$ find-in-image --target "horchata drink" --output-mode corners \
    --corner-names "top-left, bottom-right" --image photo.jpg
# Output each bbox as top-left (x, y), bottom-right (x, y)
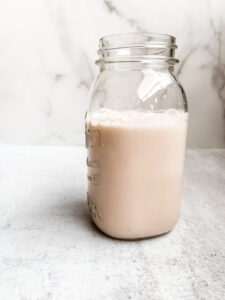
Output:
top-left (86, 109), bottom-right (188, 239)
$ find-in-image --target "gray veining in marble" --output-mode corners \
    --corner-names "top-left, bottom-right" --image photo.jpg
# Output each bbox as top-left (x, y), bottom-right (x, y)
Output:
top-left (0, 0), bottom-right (224, 147)
top-left (0, 146), bottom-right (224, 300)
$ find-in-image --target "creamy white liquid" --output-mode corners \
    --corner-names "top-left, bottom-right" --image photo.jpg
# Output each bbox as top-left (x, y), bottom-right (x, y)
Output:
top-left (86, 109), bottom-right (188, 239)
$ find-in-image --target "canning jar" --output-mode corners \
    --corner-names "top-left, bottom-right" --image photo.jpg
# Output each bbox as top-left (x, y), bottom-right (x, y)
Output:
top-left (85, 33), bottom-right (188, 239)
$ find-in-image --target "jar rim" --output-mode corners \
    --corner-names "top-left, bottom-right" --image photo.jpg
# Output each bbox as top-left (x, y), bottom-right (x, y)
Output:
top-left (99, 32), bottom-right (177, 50)
top-left (97, 32), bottom-right (178, 66)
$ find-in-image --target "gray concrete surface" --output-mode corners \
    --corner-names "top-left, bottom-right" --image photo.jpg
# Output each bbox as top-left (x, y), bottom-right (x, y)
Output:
top-left (0, 146), bottom-right (224, 299)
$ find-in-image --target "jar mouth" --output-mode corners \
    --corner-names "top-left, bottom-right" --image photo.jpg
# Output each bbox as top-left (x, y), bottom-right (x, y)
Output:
top-left (96, 32), bottom-right (179, 66)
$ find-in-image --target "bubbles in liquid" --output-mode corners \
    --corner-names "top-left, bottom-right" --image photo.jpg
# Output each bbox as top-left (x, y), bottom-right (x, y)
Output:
top-left (165, 108), bottom-right (180, 116)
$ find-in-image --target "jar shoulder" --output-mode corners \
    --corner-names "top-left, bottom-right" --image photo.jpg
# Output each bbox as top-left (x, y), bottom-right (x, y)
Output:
top-left (89, 69), bottom-right (187, 112)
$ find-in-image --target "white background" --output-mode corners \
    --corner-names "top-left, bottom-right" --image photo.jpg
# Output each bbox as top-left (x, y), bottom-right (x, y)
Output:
top-left (0, 0), bottom-right (224, 147)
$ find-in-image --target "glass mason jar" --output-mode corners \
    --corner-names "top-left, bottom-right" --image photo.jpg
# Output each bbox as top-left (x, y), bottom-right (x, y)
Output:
top-left (85, 33), bottom-right (188, 240)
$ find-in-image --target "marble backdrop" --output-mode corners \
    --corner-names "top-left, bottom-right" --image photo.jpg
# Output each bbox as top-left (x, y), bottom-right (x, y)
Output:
top-left (0, 0), bottom-right (224, 147)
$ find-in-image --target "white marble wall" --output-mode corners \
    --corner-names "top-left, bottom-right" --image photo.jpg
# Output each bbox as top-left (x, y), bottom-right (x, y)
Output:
top-left (0, 0), bottom-right (224, 147)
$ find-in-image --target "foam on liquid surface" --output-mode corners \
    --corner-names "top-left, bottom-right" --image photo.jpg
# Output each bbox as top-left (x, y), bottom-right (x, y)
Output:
top-left (87, 109), bottom-right (188, 128)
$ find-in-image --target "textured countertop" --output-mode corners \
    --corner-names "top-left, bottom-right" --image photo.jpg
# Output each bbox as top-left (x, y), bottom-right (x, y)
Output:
top-left (0, 146), bottom-right (224, 300)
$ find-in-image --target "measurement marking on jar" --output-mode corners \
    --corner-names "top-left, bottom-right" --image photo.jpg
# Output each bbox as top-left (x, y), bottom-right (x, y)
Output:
top-left (85, 127), bottom-right (101, 149)
top-left (87, 158), bottom-right (101, 185)
top-left (87, 174), bottom-right (101, 185)
top-left (87, 193), bottom-right (101, 220)
top-left (86, 158), bottom-right (100, 168)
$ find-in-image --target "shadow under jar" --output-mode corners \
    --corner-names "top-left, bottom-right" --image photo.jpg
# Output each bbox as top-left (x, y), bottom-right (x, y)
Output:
top-left (85, 33), bottom-right (188, 240)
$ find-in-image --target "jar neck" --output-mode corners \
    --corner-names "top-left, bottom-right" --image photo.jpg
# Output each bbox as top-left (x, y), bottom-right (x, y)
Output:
top-left (96, 33), bottom-right (179, 71)
top-left (99, 61), bottom-right (176, 72)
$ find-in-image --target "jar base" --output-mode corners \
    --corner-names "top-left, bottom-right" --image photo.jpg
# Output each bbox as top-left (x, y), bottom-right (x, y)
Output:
top-left (91, 218), bottom-right (177, 241)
